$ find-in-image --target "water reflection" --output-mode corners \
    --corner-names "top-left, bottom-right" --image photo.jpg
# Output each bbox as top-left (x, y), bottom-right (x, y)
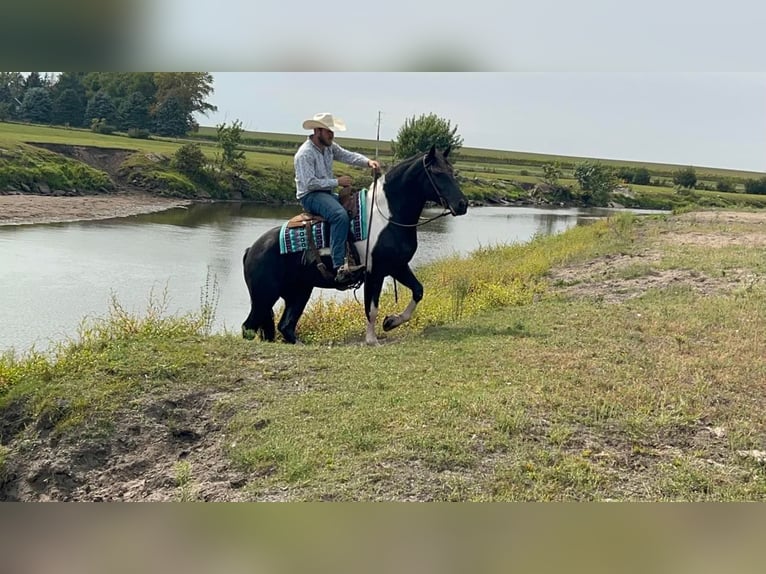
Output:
top-left (0, 203), bottom-right (655, 354)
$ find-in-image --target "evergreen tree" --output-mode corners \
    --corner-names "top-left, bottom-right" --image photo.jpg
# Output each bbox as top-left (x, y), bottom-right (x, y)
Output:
top-left (0, 72), bottom-right (24, 120)
top-left (117, 91), bottom-right (151, 131)
top-left (85, 91), bottom-right (117, 126)
top-left (20, 87), bottom-right (53, 124)
top-left (52, 88), bottom-right (86, 127)
top-left (153, 96), bottom-right (189, 136)
top-left (23, 72), bottom-right (44, 90)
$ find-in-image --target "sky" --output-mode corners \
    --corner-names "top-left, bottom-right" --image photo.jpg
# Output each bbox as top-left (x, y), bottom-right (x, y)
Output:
top-left (199, 73), bottom-right (766, 174)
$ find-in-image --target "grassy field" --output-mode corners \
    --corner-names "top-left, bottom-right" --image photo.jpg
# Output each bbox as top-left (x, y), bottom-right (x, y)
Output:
top-left (3, 120), bottom-right (766, 210)
top-left (2, 211), bottom-right (766, 501)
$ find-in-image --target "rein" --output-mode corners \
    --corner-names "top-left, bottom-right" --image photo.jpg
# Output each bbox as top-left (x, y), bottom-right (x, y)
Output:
top-left (363, 154), bottom-right (451, 304)
top-left (372, 154), bottom-right (452, 229)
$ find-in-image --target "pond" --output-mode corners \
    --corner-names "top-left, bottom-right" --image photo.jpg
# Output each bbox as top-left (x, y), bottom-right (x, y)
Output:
top-left (0, 202), bottom-right (654, 354)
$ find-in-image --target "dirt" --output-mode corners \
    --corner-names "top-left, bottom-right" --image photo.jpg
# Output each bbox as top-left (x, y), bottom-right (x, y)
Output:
top-left (0, 192), bottom-right (192, 226)
top-left (0, 144), bottom-right (192, 226)
top-left (2, 203), bottom-right (766, 500)
top-left (549, 210), bottom-right (766, 303)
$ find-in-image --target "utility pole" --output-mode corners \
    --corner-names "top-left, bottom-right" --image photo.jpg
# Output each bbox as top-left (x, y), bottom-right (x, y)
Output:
top-left (375, 110), bottom-right (381, 161)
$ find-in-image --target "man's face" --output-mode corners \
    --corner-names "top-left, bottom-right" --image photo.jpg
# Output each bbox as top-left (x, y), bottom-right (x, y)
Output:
top-left (316, 128), bottom-right (334, 146)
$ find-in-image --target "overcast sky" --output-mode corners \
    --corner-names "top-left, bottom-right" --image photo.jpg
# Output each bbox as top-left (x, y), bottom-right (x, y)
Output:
top-left (198, 73), bottom-right (766, 174)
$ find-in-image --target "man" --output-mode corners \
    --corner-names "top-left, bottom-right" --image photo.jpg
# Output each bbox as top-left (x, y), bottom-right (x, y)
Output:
top-left (294, 112), bottom-right (381, 284)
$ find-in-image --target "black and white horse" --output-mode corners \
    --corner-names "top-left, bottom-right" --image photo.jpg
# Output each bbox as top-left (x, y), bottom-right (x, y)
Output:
top-left (242, 145), bottom-right (469, 345)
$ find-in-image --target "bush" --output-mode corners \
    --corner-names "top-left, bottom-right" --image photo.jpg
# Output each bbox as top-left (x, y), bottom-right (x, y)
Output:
top-left (744, 177), bottom-right (766, 195)
top-left (632, 167), bottom-right (651, 185)
top-left (672, 166), bottom-right (697, 189)
top-left (127, 128), bottom-right (150, 139)
top-left (90, 118), bottom-right (116, 135)
top-left (173, 143), bottom-right (207, 178)
top-left (573, 161), bottom-right (616, 206)
top-left (391, 113), bottom-right (463, 160)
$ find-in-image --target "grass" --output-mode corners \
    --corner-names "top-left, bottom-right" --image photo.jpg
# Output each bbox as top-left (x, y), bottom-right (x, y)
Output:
top-left (3, 211), bottom-right (766, 500)
top-left (3, 120), bottom-right (765, 210)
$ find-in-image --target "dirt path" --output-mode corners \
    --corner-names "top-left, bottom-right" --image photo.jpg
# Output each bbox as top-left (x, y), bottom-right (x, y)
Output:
top-left (0, 192), bottom-right (192, 226)
top-left (548, 210), bottom-right (766, 302)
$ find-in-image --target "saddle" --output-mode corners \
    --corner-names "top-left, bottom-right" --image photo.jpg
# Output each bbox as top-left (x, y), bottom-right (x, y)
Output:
top-left (285, 186), bottom-right (360, 229)
top-left (282, 187), bottom-right (365, 284)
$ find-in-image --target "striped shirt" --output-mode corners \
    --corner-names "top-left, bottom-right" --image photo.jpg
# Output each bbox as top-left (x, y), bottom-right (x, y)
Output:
top-left (294, 137), bottom-right (370, 200)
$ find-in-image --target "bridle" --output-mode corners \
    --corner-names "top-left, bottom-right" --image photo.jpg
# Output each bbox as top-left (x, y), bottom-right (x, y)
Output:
top-left (371, 154), bottom-right (454, 229)
top-left (362, 152), bottom-right (457, 300)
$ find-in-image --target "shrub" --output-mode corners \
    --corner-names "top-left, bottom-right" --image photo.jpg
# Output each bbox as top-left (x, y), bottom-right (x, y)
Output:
top-left (672, 166), bottom-right (697, 189)
top-left (90, 118), bottom-right (116, 135)
top-left (127, 128), bottom-right (150, 139)
top-left (391, 113), bottom-right (463, 160)
top-left (573, 161), bottom-right (616, 206)
top-left (744, 177), bottom-right (766, 195)
top-left (173, 142), bottom-right (207, 178)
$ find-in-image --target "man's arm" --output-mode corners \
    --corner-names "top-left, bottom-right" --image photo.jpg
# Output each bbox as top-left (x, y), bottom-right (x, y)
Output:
top-left (331, 143), bottom-right (373, 169)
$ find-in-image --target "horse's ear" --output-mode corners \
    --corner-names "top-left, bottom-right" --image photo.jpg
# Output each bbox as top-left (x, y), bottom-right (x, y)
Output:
top-left (427, 145), bottom-right (436, 164)
top-left (444, 146), bottom-right (451, 159)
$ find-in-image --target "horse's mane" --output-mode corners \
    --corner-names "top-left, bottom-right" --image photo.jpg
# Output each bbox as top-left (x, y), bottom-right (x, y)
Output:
top-left (384, 152), bottom-right (422, 183)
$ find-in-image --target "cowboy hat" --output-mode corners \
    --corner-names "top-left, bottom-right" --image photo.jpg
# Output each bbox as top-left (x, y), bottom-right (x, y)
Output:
top-left (302, 112), bottom-right (347, 132)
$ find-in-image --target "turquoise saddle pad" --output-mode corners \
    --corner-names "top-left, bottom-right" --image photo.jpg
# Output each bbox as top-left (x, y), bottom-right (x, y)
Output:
top-left (279, 189), bottom-right (368, 255)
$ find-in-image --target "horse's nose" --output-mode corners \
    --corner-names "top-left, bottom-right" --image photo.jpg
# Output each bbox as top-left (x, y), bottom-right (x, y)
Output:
top-left (456, 199), bottom-right (468, 215)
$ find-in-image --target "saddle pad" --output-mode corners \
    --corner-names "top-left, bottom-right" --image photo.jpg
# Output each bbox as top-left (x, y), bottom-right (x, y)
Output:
top-left (279, 188), bottom-right (368, 255)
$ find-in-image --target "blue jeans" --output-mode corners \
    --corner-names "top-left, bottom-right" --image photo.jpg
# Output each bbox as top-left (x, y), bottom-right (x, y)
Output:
top-left (300, 191), bottom-right (349, 269)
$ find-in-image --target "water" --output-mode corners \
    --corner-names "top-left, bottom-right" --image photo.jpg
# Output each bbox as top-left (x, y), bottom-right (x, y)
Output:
top-left (0, 203), bottom-right (650, 354)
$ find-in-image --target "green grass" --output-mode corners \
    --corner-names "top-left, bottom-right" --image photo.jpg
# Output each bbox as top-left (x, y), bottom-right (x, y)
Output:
top-left (4, 211), bottom-right (766, 500)
top-left (3, 120), bottom-right (765, 210)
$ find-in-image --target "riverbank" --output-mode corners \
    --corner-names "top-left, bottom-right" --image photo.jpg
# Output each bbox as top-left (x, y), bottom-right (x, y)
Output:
top-left (0, 192), bottom-right (193, 226)
top-left (3, 209), bottom-right (766, 501)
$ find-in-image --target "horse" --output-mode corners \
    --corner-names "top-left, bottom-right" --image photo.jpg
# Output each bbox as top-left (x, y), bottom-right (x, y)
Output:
top-left (242, 145), bottom-right (469, 345)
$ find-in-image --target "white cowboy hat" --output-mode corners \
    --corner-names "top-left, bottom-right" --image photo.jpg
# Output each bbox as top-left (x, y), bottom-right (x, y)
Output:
top-left (302, 112), bottom-right (347, 132)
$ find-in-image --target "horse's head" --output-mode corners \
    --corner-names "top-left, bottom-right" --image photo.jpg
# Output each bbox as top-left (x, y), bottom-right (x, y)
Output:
top-left (423, 145), bottom-right (468, 216)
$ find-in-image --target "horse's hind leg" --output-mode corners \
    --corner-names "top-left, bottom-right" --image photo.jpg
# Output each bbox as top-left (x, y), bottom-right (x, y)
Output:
top-left (278, 285), bottom-right (313, 344)
top-left (382, 265), bottom-right (423, 332)
top-left (242, 306), bottom-right (276, 341)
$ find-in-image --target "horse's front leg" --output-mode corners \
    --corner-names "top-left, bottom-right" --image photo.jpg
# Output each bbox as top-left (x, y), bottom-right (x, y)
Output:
top-left (382, 265), bottom-right (423, 332)
top-left (364, 273), bottom-right (386, 345)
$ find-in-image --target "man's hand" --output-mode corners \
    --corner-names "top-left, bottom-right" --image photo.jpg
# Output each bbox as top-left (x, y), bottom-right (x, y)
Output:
top-left (368, 160), bottom-right (381, 173)
top-left (337, 175), bottom-right (353, 187)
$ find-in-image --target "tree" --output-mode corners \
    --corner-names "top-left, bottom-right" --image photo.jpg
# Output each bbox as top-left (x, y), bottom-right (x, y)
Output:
top-left (117, 91), bottom-right (151, 131)
top-left (153, 96), bottom-right (189, 136)
top-left (633, 167), bottom-right (651, 185)
top-left (23, 72), bottom-right (45, 90)
top-left (51, 72), bottom-right (87, 127)
top-left (541, 162), bottom-right (562, 186)
top-left (673, 166), bottom-right (697, 189)
top-left (574, 161), bottom-right (616, 205)
top-left (392, 113), bottom-right (463, 160)
top-left (20, 87), bottom-right (53, 124)
top-left (153, 73), bottom-right (216, 131)
top-left (744, 177), bottom-right (766, 195)
top-left (0, 72), bottom-right (24, 120)
top-left (216, 120), bottom-right (246, 170)
top-left (85, 91), bottom-right (118, 126)
top-left (52, 88), bottom-right (86, 127)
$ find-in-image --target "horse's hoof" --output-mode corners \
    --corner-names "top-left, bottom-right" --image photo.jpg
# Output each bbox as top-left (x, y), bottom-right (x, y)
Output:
top-left (382, 315), bottom-right (399, 331)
